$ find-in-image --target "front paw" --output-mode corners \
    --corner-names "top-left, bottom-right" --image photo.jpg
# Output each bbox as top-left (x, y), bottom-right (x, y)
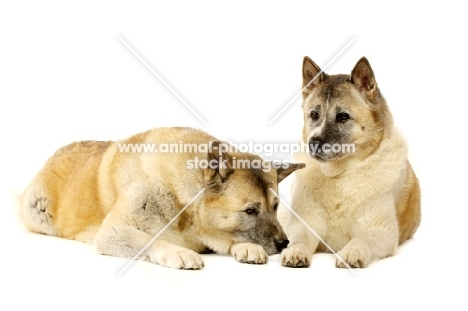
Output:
top-left (336, 241), bottom-right (371, 268)
top-left (280, 244), bottom-right (311, 268)
top-left (150, 247), bottom-right (204, 270)
top-left (231, 243), bottom-right (268, 264)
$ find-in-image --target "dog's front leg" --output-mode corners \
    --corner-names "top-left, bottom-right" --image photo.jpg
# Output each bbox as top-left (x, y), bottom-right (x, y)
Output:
top-left (280, 215), bottom-right (323, 268)
top-left (95, 209), bottom-right (204, 270)
top-left (336, 196), bottom-right (398, 268)
top-left (96, 225), bottom-right (204, 270)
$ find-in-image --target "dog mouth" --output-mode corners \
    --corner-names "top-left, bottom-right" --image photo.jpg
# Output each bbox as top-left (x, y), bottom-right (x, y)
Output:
top-left (312, 153), bottom-right (333, 161)
top-left (261, 240), bottom-right (288, 255)
top-left (308, 142), bottom-right (341, 161)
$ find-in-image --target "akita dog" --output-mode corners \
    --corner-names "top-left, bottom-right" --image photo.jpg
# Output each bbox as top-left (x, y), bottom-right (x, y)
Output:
top-left (21, 127), bottom-right (304, 269)
top-left (281, 57), bottom-right (421, 268)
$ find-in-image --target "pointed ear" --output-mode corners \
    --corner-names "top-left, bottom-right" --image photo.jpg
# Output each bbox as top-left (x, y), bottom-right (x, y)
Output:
top-left (277, 163), bottom-right (306, 184)
top-left (204, 141), bottom-right (234, 191)
top-left (303, 56), bottom-right (325, 99)
top-left (351, 57), bottom-right (378, 99)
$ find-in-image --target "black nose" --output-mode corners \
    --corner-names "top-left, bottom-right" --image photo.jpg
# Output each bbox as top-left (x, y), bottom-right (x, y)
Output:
top-left (274, 239), bottom-right (289, 252)
top-left (308, 139), bottom-right (324, 152)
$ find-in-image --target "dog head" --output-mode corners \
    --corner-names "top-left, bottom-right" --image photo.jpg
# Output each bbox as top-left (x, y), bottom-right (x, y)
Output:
top-left (301, 56), bottom-right (393, 162)
top-left (198, 142), bottom-right (305, 255)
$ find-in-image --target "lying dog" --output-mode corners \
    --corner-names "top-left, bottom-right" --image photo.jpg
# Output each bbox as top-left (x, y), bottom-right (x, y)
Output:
top-left (21, 127), bottom-right (304, 269)
top-left (281, 57), bottom-right (421, 268)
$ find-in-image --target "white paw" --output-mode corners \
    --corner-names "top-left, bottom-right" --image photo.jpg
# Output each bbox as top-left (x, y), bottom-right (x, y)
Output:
top-left (280, 244), bottom-right (311, 268)
top-left (231, 243), bottom-right (268, 264)
top-left (151, 247), bottom-right (204, 270)
top-left (336, 241), bottom-right (371, 268)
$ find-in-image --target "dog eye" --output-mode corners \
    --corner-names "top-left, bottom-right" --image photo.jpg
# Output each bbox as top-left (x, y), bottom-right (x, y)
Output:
top-left (272, 203), bottom-right (278, 212)
top-left (336, 112), bottom-right (350, 123)
top-left (309, 111), bottom-right (320, 121)
top-left (245, 207), bottom-right (258, 216)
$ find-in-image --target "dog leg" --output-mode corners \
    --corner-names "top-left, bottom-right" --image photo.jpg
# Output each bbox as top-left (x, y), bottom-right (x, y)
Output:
top-left (336, 228), bottom-right (397, 268)
top-left (95, 189), bottom-right (203, 269)
top-left (96, 224), bottom-right (204, 270)
top-left (336, 197), bottom-right (398, 268)
top-left (148, 240), bottom-right (204, 269)
top-left (230, 242), bottom-right (268, 264)
top-left (280, 234), bottom-right (318, 268)
top-left (280, 214), bottom-right (324, 268)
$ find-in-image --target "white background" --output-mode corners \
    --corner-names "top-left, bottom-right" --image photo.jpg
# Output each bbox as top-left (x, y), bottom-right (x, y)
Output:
top-left (1, 1), bottom-right (466, 310)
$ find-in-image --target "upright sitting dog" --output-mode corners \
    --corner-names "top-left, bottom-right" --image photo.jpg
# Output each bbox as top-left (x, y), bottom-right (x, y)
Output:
top-left (21, 127), bottom-right (304, 269)
top-left (281, 57), bottom-right (421, 268)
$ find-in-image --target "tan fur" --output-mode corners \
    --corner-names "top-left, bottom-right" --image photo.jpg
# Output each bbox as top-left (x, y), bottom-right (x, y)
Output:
top-left (281, 57), bottom-right (421, 268)
top-left (21, 127), bottom-right (304, 269)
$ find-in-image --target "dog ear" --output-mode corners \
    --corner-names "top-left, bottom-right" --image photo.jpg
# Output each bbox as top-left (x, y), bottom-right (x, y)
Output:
top-left (303, 56), bottom-right (324, 99)
top-left (351, 57), bottom-right (378, 99)
top-left (204, 141), bottom-right (234, 190)
top-left (277, 163), bottom-right (306, 183)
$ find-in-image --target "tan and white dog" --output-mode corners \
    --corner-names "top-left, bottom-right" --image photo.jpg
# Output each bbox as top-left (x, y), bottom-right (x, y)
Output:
top-left (280, 57), bottom-right (421, 268)
top-left (21, 127), bottom-right (305, 269)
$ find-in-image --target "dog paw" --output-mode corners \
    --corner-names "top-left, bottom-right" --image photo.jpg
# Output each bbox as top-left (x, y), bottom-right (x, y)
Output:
top-left (152, 248), bottom-right (204, 270)
top-left (280, 244), bottom-right (311, 268)
top-left (336, 241), bottom-right (371, 268)
top-left (231, 243), bottom-right (268, 264)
